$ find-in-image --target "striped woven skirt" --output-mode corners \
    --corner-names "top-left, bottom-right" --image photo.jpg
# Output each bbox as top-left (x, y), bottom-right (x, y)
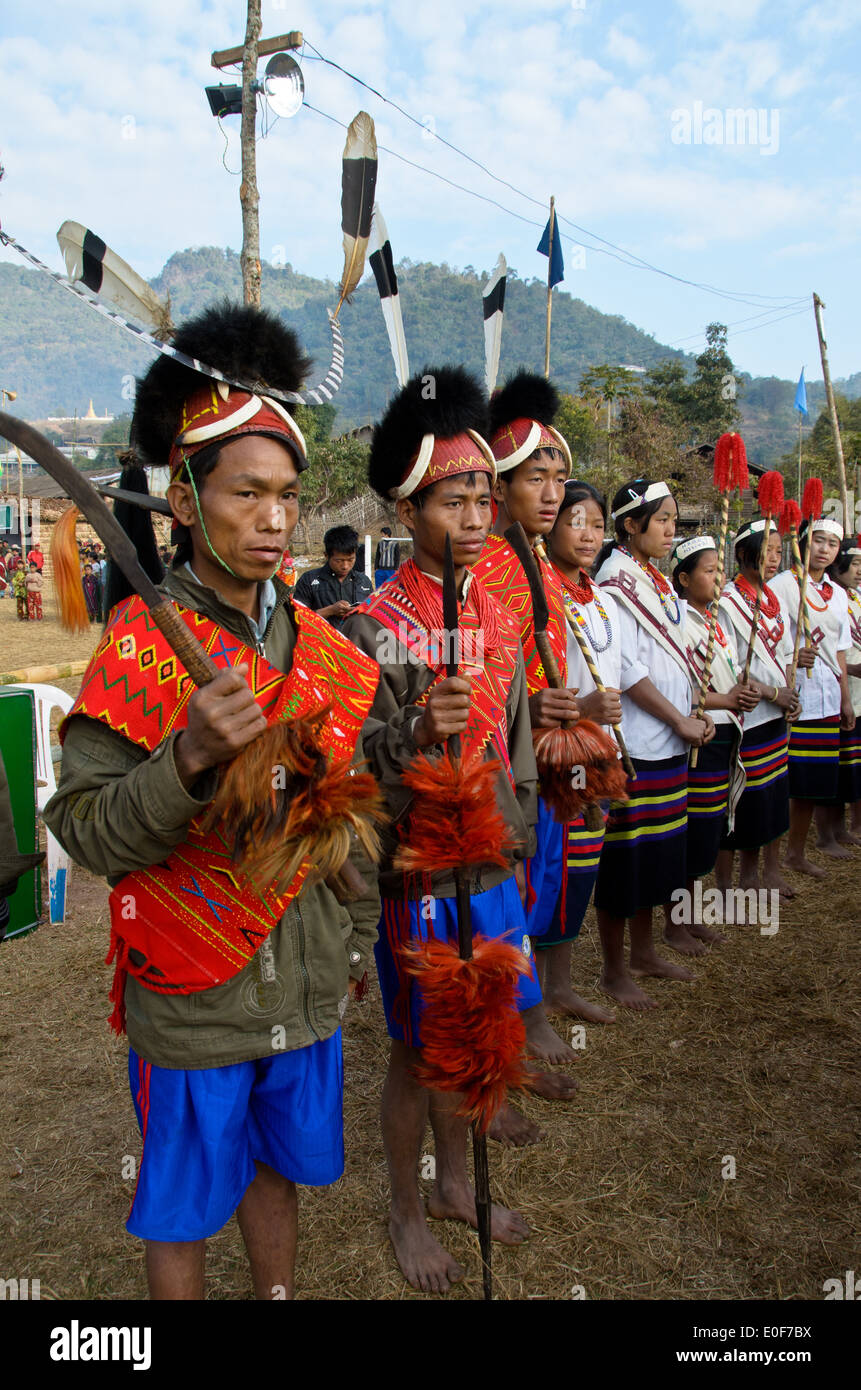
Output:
top-left (788, 714), bottom-right (841, 801)
top-left (838, 721), bottom-right (861, 803)
top-left (537, 813), bottom-right (606, 949)
top-left (687, 724), bottom-right (734, 881)
top-left (721, 716), bottom-right (789, 851)
top-left (594, 755), bottom-right (687, 919)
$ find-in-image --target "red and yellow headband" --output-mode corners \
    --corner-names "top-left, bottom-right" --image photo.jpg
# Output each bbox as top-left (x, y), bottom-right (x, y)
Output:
top-left (490, 416), bottom-right (572, 475)
top-left (168, 382), bottom-right (307, 482)
top-left (390, 428), bottom-right (496, 500)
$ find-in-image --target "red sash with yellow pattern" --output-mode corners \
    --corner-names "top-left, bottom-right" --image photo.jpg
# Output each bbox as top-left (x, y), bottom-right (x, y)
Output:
top-left (360, 563), bottom-right (521, 776)
top-left (63, 594), bottom-right (379, 1004)
top-left (473, 533), bottom-right (568, 695)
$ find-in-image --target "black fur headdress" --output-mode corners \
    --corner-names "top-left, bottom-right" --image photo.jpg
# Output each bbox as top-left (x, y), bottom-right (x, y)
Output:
top-left (368, 365), bottom-right (491, 501)
top-left (132, 300), bottom-right (312, 466)
top-left (489, 370), bottom-right (560, 435)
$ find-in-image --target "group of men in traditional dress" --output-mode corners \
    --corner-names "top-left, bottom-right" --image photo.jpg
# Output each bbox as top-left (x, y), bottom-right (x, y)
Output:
top-left (40, 302), bottom-right (860, 1300)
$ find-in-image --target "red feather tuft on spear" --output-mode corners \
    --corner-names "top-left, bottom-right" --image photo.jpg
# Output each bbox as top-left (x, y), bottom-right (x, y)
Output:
top-left (393, 752), bottom-right (514, 877)
top-left (401, 933), bottom-right (529, 1132)
top-left (802, 476), bottom-right (824, 520)
top-left (778, 498), bottom-right (802, 535)
top-left (533, 719), bottom-right (628, 820)
top-left (757, 470), bottom-right (785, 516)
top-left (712, 434), bottom-right (732, 490)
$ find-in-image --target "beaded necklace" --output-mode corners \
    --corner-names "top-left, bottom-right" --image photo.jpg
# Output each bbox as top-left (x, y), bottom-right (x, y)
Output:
top-left (619, 544), bottom-right (681, 626)
top-left (735, 575), bottom-right (784, 647)
top-left (804, 575), bottom-right (833, 611)
top-left (558, 575), bottom-right (614, 653)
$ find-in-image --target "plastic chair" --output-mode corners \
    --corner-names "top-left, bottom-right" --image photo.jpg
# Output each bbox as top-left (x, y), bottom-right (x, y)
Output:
top-left (5, 683), bottom-right (73, 924)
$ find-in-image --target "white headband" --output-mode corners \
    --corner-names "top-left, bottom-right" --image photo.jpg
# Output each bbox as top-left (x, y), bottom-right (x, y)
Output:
top-left (735, 518), bottom-right (778, 543)
top-left (671, 535), bottom-right (716, 570)
top-left (846, 544), bottom-right (861, 557)
top-left (806, 517), bottom-right (844, 541)
top-left (612, 480), bottom-right (671, 520)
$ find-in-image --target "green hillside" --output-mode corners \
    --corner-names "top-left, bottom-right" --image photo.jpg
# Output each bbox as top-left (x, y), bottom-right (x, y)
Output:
top-left (0, 246), bottom-right (857, 468)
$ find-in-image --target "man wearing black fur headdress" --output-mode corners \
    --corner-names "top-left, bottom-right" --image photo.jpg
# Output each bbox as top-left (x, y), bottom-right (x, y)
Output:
top-left (45, 303), bottom-right (382, 1301)
top-left (343, 366), bottom-right (559, 1293)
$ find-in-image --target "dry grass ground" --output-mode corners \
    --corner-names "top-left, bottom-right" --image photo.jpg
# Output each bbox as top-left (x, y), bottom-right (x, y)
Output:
top-left (0, 601), bottom-right (858, 1302)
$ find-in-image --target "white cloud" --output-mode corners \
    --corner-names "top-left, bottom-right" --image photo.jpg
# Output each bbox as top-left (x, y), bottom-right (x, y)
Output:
top-left (673, 0), bottom-right (766, 36)
top-left (606, 26), bottom-right (651, 69)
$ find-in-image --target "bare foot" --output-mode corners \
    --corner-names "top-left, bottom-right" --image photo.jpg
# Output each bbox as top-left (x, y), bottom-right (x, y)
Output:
top-left (784, 853), bottom-right (826, 879)
top-left (428, 1187), bottom-right (529, 1245)
top-left (543, 987), bottom-right (616, 1024)
top-left (761, 870), bottom-right (796, 900)
top-left (598, 969), bottom-right (657, 1011)
top-left (389, 1211), bottom-right (465, 1294)
top-left (520, 1062), bottom-right (578, 1100)
top-left (835, 828), bottom-right (861, 846)
top-left (488, 1102), bottom-right (545, 1148)
top-left (523, 1006), bottom-right (577, 1064)
top-left (663, 922), bottom-right (709, 956)
top-left (629, 950), bottom-right (696, 982)
top-left (688, 921), bottom-right (728, 944)
top-left (738, 872), bottom-right (761, 892)
top-left (816, 838), bottom-right (852, 860)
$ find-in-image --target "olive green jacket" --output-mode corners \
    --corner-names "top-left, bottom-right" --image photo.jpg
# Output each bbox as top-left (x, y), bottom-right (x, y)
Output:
top-left (44, 566), bottom-right (380, 1069)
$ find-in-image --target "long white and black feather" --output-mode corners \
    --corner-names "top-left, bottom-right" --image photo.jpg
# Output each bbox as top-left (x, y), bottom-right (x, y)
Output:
top-left (483, 253), bottom-right (507, 396)
top-left (369, 205), bottom-right (409, 387)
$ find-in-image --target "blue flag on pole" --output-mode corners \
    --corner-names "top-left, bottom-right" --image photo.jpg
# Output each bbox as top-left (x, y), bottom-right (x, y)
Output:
top-left (537, 215), bottom-right (564, 288)
top-left (794, 368), bottom-right (808, 417)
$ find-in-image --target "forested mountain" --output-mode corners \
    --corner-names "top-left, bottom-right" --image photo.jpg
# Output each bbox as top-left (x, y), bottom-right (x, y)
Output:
top-left (0, 246), bottom-right (857, 468)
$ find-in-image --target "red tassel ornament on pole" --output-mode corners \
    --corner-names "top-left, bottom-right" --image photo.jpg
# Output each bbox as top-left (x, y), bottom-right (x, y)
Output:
top-left (691, 432), bottom-right (750, 767)
top-left (791, 476), bottom-right (825, 684)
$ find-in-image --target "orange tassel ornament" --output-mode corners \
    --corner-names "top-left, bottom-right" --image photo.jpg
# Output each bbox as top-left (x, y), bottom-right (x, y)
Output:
top-left (50, 506), bottom-right (90, 633)
top-left (533, 718), bottom-right (629, 822)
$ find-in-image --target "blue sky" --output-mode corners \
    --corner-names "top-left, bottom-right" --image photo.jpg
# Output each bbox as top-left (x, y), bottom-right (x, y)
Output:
top-left (1, 0), bottom-right (859, 382)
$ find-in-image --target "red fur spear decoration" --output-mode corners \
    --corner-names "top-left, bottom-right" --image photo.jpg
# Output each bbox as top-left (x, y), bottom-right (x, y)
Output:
top-left (741, 470), bottom-right (784, 683)
top-left (397, 536), bottom-right (530, 1300)
top-left (789, 477), bottom-right (824, 685)
top-left (691, 432), bottom-right (751, 767)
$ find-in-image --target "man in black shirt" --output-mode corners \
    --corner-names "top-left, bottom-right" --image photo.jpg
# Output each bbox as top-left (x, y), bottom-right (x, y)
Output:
top-left (294, 525), bottom-right (373, 630)
top-left (373, 526), bottom-right (401, 589)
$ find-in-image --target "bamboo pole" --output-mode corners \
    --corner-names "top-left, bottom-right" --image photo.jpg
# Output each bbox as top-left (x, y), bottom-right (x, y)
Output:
top-left (543, 196), bottom-right (555, 378)
top-left (813, 293), bottom-right (850, 529)
top-left (691, 491), bottom-right (730, 769)
top-left (0, 661), bottom-right (88, 687)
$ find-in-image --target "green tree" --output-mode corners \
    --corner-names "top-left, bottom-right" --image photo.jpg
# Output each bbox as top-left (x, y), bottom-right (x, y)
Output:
top-left (578, 364), bottom-right (644, 496)
top-left (298, 435), bottom-right (370, 517)
top-left (555, 394), bottom-right (601, 474)
top-left (93, 414), bottom-right (133, 469)
top-left (687, 323), bottom-right (742, 442)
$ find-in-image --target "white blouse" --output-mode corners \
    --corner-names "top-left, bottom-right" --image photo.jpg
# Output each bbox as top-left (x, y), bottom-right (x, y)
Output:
top-left (718, 580), bottom-right (794, 732)
top-left (770, 571), bottom-right (850, 721)
top-left (609, 599), bottom-right (691, 762)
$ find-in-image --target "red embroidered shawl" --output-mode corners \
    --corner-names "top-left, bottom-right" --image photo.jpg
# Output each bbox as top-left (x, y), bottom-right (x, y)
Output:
top-left (473, 533), bottom-right (568, 695)
top-left (64, 595), bottom-right (379, 1000)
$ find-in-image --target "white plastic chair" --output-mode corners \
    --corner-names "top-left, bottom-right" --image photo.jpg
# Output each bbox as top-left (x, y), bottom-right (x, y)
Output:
top-left (6, 683), bottom-right (73, 924)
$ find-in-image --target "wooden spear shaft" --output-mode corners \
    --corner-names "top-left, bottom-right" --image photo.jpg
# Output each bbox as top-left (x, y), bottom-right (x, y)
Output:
top-left (742, 517), bottom-right (773, 684)
top-left (691, 490), bottom-right (730, 770)
top-left (788, 532), bottom-right (815, 688)
top-left (813, 293), bottom-right (850, 531)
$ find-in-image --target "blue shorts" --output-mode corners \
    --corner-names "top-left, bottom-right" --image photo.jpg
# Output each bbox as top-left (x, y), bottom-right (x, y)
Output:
top-left (126, 1033), bottom-right (344, 1242)
top-left (524, 796), bottom-right (565, 939)
top-left (374, 876), bottom-right (541, 1047)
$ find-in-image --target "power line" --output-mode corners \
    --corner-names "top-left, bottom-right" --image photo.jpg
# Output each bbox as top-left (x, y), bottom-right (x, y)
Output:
top-left (302, 39), bottom-right (806, 311)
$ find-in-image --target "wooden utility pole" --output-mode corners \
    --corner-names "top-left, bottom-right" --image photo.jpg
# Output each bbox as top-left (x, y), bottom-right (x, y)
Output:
top-left (239, 1), bottom-right (262, 307)
top-left (211, 19), bottom-right (304, 308)
top-left (813, 292), bottom-right (850, 530)
top-left (543, 195), bottom-right (555, 378)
